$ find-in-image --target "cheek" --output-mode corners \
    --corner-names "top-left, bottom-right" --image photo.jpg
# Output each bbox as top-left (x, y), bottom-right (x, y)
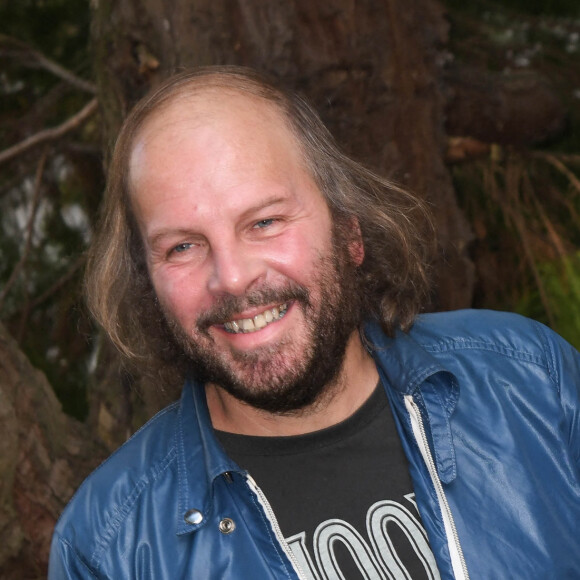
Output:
top-left (150, 267), bottom-right (207, 323)
top-left (264, 221), bottom-right (334, 277)
top-left (261, 240), bottom-right (322, 285)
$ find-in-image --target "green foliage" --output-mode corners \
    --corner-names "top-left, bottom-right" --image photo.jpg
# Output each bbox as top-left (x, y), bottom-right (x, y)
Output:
top-left (445, 0), bottom-right (580, 345)
top-left (517, 253), bottom-right (580, 348)
top-left (0, 0), bottom-right (97, 420)
top-left (444, 0), bottom-right (579, 19)
top-left (0, 0), bottom-right (92, 143)
top-left (0, 154), bottom-right (98, 419)
top-left (443, 0), bottom-right (580, 151)
top-left (2, 0), bottom-right (580, 422)
top-left (452, 149), bottom-right (580, 349)
top-left (0, 0), bottom-right (90, 66)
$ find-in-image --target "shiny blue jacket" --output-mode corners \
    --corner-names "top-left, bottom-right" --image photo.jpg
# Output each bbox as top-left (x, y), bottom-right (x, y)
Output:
top-left (49, 310), bottom-right (580, 579)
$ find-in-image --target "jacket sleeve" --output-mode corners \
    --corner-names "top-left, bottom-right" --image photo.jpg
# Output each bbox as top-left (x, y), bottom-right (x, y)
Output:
top-left (48, 532), bottom-right (97, 580)
top-left (540, 323), bottom-right (580, 468)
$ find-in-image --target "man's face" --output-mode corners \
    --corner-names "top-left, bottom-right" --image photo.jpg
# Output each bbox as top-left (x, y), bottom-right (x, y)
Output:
top-left (129, 92), bottom-right (363, 413)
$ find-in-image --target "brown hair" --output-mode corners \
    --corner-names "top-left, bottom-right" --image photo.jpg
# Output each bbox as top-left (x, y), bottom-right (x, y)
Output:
top-left (85, 65), bottom-right (434, 373)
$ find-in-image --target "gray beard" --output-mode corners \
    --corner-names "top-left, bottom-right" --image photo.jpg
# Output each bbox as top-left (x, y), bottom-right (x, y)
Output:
top-left (163, 239), bottom-right (363, 414)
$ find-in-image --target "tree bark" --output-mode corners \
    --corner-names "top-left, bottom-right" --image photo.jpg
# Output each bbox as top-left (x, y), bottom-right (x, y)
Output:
top-left (444, 66), bottom-right (565, 147)
top-left (2, 2), bottom-right (569, 574)
top-left (92, 0), bottom-right (475, 310)
top-left (0, 322), bottom-right (105, 579)
top-left (87, 0), bottom-right (478, 449)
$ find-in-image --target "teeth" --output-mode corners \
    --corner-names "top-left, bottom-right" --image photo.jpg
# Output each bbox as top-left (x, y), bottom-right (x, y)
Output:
top-left (223, 303), bottom-right (288, 334)
top-left (254, 314), bottom-right (267, 329)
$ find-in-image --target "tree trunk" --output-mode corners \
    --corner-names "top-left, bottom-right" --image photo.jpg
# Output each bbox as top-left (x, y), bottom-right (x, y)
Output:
top-left (2, 3), bottom-right (568, 575)
top-left (87, 0), bottom-right (477, 449)
top-left (444, 66), bottom-right (565, 147)
top-left (92, 0), bottom-right (474, 311)
top-left (0, 322), bottom-right (106, 579)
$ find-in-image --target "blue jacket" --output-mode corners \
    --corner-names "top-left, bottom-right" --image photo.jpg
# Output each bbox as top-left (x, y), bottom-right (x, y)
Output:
top-left (49, 310), bottom-right (580, 579)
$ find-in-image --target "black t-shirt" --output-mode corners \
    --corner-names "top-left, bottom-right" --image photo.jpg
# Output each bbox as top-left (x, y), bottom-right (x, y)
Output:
top-left (216, 384), bottom-right (440, 579)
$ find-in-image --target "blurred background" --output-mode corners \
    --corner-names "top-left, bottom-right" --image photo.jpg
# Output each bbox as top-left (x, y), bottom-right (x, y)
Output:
top-left (1, 0), bottom-right (579, 576)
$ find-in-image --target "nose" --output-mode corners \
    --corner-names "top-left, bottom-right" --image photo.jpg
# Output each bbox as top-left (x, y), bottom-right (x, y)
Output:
top-left (207, 241), bottom-right (264, 297)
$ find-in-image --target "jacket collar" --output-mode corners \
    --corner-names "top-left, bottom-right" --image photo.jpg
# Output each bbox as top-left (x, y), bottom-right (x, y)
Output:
top-left (175, 379), bottom-right (242, 536)
top-left (364, 318), bottom-right (460, 484)
top-left (174, 317), bottom-right (462, 533)
top-left (363, 319), bottom-right (454, 396)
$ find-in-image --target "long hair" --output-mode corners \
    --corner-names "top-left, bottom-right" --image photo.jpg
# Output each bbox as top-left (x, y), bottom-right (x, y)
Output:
top-left (85, 65), bottom-right (434, 375)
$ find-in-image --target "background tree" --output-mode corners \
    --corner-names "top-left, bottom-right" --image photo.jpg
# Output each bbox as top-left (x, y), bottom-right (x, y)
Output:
top-left (93, 0), bottom-right (474, 309)
top-left (1, 0), bottom-right (580, 576)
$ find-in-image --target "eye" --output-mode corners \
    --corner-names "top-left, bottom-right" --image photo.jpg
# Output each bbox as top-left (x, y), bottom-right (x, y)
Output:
top-left (253, 218), bottom-right (275, 229)
top-left (172, 242), bottom-right (194, 254)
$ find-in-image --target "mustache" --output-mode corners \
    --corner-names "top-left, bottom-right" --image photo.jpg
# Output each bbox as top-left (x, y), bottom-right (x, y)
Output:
top-left (196, 283), bottom-right (310, 332)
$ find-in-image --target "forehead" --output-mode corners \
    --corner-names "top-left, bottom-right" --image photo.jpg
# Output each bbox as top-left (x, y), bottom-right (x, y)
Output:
top-left (129, 89), bottom-right (304, 176)
top-left (127, 89), bottom-right (328, 225)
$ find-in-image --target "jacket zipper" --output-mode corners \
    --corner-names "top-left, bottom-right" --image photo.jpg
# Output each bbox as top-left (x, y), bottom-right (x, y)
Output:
top-left (404, 395), bottom-right (470, 580)
top-left (246, 474), bottom-right (309, 580)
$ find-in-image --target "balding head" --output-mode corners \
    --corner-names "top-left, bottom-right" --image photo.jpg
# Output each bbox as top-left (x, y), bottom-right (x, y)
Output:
top-left (85, 66), bottom-right (433, 380)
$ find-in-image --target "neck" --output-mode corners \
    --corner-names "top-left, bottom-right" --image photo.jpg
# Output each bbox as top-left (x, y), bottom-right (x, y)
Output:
top-left (205, 331), bottom-right (379, 436)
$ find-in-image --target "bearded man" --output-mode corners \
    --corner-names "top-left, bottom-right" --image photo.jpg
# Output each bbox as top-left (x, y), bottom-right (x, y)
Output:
top-left (49, 67), bottom-right (580, 580)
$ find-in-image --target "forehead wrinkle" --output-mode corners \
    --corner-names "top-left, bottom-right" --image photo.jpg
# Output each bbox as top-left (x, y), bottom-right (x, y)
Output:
top-left (127, 90), bottom-right (323, 226)
top-left (128, 101), bottom-right (214, 190)
top-left (131, 89), bottom-right (304, 163)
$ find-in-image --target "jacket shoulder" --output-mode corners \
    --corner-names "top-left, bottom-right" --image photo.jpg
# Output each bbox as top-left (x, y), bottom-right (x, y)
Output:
top-left (411, 309), bottom-right (551, 355)
top-left (409, 309), bottom-right (580, 389)
top-left (52, 400), bottom-right (181, 568)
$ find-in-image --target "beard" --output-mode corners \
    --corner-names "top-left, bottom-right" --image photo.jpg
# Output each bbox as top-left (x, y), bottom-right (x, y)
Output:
top-left (161, 230), bottom-right (363, 414)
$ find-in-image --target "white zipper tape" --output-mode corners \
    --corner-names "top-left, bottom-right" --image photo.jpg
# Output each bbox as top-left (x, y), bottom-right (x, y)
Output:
top-left (404, 395), bottom-right (469, 580)
top-left (246, 474), bottom-right (309, 580)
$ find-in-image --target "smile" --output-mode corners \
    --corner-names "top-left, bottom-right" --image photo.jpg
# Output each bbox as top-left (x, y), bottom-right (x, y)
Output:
top-left (223, 303), bottom-right (289, 334)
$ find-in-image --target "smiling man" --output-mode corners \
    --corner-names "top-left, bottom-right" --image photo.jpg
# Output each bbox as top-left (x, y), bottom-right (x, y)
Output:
top-left (50, 67), bottom-right (580, 580)
top-left (128, 89), bottom-right (374, 426)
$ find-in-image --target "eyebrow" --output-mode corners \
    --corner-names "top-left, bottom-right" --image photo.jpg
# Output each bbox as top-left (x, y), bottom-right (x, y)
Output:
top-left (237, 195), bottom-right (289, 221)
top-left (146, 194), bottom-right (291, 249)
top-left (147, 228), bottom-right (202, 251)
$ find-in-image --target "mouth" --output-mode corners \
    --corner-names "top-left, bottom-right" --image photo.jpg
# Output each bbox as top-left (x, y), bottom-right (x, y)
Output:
top-left (223, 303), bottom-right (289, 334)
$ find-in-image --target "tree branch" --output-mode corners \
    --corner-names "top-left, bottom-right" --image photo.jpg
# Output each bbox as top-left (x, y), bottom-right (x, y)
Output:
top-left (0, 34), bottom-right (97, 94)
top-left (26, 254), bottom-right (86, 312)
top-left (532, 152), bottom-right (580, 195)
top-left (444, 65), bottom-right (565, 146)
top-left (0, 98), bottom-right (98, 166)
top-left (0, 151), bottom-right (47, 312)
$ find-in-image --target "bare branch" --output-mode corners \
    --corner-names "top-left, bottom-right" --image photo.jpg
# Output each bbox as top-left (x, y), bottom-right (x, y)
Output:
top-left (533, 152), bottom-right (580, 166)
top-left (504, 160), bottom-right (557, 328)
top-left (0, 98), bottom-right (98, 166)
top-left (0, 34), bottom-right (97, 94)
top-left (26, 254), bottom-right (86, 312)
top-left (523, 172), bottom-right (569, 259)
top-left (0, 151), bottom-right (48, 312)
top-left (533, 152), bottom-right (580, 196)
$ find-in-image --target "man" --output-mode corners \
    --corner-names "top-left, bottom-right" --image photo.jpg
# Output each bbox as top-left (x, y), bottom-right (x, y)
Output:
top-left (49, 66), bottom-right (580, 579)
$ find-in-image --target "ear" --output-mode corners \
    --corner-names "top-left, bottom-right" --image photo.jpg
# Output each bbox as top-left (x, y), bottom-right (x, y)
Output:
top-left (348, 217), bottom-right (365, 266)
